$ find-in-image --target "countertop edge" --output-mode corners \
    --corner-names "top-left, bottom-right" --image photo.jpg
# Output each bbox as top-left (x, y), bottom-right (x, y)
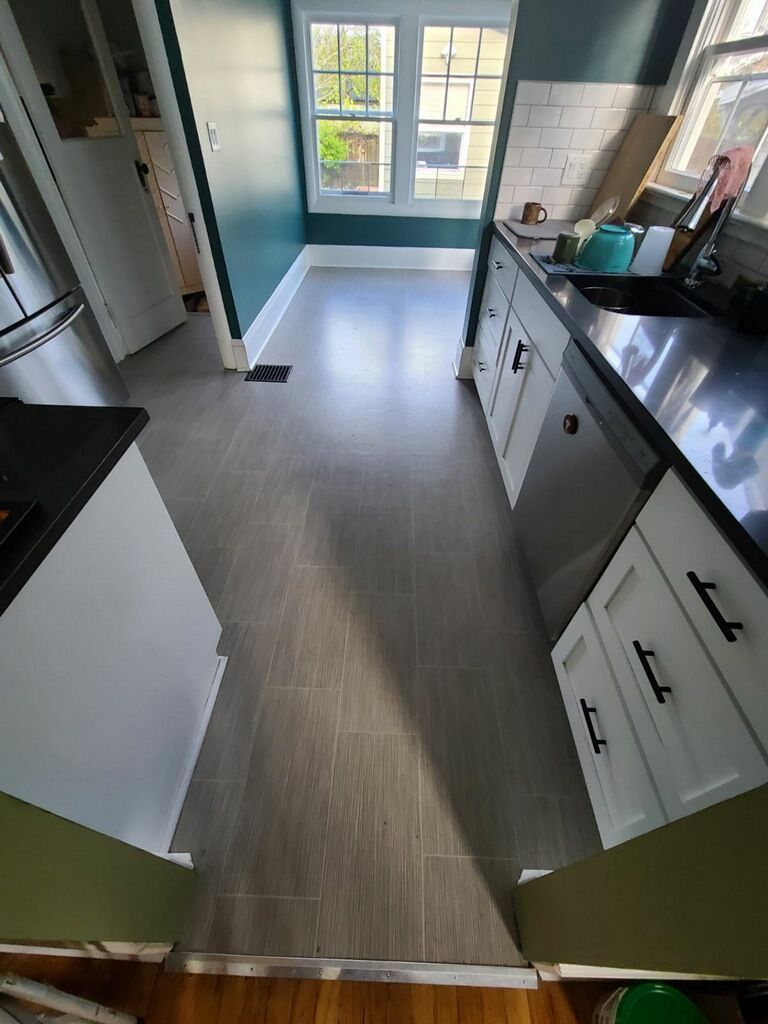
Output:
top-left (0, 406), bottom-right (150, 616)
top-left (491, 220), bottom-right (768, 593)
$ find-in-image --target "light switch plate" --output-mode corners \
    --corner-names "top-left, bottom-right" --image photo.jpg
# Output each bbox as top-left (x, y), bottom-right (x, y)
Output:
top-left (206, 121), bottom-right (221, 152)
top-left (562, 153), bottom-right (591, 186)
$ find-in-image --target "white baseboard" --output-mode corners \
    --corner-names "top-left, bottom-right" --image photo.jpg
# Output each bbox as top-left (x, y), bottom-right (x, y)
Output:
top-left (0, 942), bottom-right (172, 962)
top-left (306, 243), bottom-right (474, 271)
top-left (159, 654), bottom-right (228, 855)
top-left (453, 338), bottom-right (475, 378)
top-left (237, 248), bottom-right (311, 367)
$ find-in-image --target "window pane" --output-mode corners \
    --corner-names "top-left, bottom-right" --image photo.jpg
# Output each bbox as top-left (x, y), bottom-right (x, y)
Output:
top-left (446, 78), bottom-right (473, 120)
top-left (368, 74), bottom-right (394, 114)
top-left (450, 27), bottom-right (481, 73)
top-left (478, 28), bottom-right (507, 76)
top-left (314, 73), bottom-right (340, 112)
top-left (317, 119), bottom-right (392, 194)
top-left (728, 0), bottom-right (768, 39)
top-left (419, 77), bottom-right (446, 120)
top-left (471, 77), bottom-right (502, 121)
top-left (339, 24), bottom-right (366, 71)
top-left (720, 78), bottom-right (768, 153)
top-left (311, 23), bottom-right (339, 70)
top-left (340, 73), bottom-right (367, 112)
top-left (414, 123), bottom-right (488, 200)
top-left (421, 26), bottom-right (452, 74)
top-left (367, 25), bottom-right (395, 73)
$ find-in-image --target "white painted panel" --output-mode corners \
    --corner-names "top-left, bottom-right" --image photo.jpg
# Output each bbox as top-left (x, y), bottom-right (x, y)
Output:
top-left (0, 444), bottom-right (221, 852)
top-left (472, 321), bottom-right (496, 412)
top-left (487, 235), bottom-right (519, 301)
top-left (638, 471), bottom-right (768, 755)
top-left (589, 528), bottom-right (768, 821)
top-left (510, 272), bottom-right (569, 379)
top-left (552, 605), bottom-right (666, 848)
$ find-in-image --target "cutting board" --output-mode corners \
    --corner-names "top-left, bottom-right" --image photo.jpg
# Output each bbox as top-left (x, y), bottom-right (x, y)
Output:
top-left (592, 113), bottom-right (682, 220)
top-left (505, 218), bottom-right (574, 240)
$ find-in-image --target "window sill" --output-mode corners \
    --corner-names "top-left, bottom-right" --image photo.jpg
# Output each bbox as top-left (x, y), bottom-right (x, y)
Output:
top-left (643, 181), bottom-right (768, 246)
top-left (307, 195), bottom-right (483, 219)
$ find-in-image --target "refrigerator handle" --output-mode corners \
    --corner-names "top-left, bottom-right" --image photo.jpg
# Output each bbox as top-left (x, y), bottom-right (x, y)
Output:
top-left (0, 303), bottom-right (84, 368)
top-left (0, 231), bottom-right (15, 274)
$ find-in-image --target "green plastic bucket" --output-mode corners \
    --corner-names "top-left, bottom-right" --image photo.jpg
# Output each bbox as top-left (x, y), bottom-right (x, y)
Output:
top-left (594, 983), bottom-right (709, 1024)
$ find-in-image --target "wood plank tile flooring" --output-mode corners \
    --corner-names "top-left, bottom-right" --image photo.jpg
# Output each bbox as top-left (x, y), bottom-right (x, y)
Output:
top-left (120, 267), bottom-right (600, 965)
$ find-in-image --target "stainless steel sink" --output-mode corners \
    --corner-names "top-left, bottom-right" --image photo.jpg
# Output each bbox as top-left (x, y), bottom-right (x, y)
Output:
top-left (565, 274), bottom-right (713, 318)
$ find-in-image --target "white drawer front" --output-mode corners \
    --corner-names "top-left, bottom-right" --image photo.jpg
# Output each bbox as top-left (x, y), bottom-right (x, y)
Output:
top-left (478, 273), bottom-right (508, 351)
top-left (589, 527), bottom-right (768, 821)
top-left (472, 322), bottom-right (495, 412)
top-left (511, 272), bottom-right (569, 378)
top-left (552, 605), bottom-right (667, 848)
top-left (488, 235), bottom-right (518, 301)
top-left (638, 471), bottom-right (768, 754)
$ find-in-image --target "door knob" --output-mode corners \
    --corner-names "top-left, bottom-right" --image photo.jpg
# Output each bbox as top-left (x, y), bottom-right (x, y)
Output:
top-left (563, 414), bottom-right (579, 434)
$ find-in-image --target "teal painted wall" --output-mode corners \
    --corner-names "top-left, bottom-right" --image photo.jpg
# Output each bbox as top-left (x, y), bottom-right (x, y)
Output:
top-left (462, 0), bottom-right (696, 346)
top-left (306, 214), bottom-right (479, 248)
top-left (156, 0), bottom-right (306, 339)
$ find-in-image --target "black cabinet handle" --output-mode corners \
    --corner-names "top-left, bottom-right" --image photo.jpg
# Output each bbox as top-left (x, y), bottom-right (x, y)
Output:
top-left (632, 641), bottom-right (671, 704)
top-left (485, 306), bottom-right (497, 319)
top-left (134, 160), bottom-right (150, 191)
top-left (476, 360), bottom-right (487, 372)
top-left (686, 571), bottom-right (743, 643)
top-left (492, 259), bottom-right (504, 270)
top-left (511, 339), bottom-right (529, 373)
top-left (579, 698), bottom-right (606, 755)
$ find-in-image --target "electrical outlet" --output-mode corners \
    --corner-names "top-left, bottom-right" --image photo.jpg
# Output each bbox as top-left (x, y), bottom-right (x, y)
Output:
top-left (562, 153), bottom-right (591, 186)
top-left (206, 121), bottom-right (221, 152)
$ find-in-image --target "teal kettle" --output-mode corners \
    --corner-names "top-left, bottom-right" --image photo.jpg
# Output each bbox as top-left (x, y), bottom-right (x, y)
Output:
top-left (576, 224), bottom-right (635, 273)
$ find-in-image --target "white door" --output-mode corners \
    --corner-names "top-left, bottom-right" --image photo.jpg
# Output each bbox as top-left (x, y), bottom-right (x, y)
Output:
top-left (589, 527), bottom-right (768, 821)
top-left (0, 0), bottom-right (186, 358)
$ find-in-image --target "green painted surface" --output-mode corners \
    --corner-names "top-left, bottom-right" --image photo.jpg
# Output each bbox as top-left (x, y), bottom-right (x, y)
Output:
top-left (156, 0), bottom-right (306, 339)
top-left (513, 785), bottom-right (768, 978)
top-left (306, 214), bottom-right (479, 249)
top-left (463, 0), bottom-right (696, 347)
top-left (0, 793), bottom-right (194, 943)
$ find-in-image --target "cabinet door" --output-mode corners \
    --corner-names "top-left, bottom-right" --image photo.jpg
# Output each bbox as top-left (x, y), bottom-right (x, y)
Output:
top-left (511, 272), bottom-right (569, 378)
top-left (144, 130), bottom-right (203, 291)
top-left (487, 319), bottom-right (522, 452)
top-left (552, 605), bottom-right (667, 848)
top-left (488, 235), bottom-right (518, 301)
top-left (498, 330), bottom-right (555, 509)
top-left (638, 471), bottom-right (768, 754)
top-left (472, 322), bottom-right (496, 412)
top-left (589, 528), bottom-right (768, 821)
top-left (477, 272), bottom-right (509, 356)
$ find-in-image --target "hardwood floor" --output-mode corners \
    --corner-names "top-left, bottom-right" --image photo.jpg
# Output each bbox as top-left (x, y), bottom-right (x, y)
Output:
top-left (0, 954), bottom-right (612, 1023)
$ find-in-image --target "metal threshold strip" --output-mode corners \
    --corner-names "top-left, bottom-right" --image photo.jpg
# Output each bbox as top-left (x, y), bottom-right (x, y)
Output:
top-left (165, 952), bottom-right (538, 988)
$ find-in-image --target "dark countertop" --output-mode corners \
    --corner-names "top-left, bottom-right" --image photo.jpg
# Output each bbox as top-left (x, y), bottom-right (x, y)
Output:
top-left (0, 399), bottom-right (149, 615)
top-left (493, 221), bottom-right (768, 588)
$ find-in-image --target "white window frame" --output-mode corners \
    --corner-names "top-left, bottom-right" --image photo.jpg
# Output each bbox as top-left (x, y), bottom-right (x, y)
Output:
top-left (655, 0), bottom-right (768, 224)
top-left (291, 0), bottom-right (511, 219)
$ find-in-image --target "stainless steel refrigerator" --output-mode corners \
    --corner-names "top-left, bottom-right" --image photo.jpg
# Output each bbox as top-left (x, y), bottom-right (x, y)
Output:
top-left (0, 113), bottom-right (127, 406)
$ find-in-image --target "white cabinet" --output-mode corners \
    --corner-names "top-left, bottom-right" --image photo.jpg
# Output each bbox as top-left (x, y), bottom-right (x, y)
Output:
top-left (488, 235), bottom-right (518, 301)
top-left (638, 471), bottom-right (768, 755)
top-left (487, 309), bottom-right (527, 452)
top-left (588, 527), bottom-right (768, 821)
top-left (477, 272), bottom-right (509, 359)
top-left (552, 605), bottom-right (667, 848)
top-left (472, 321), bottom-right (496, 412)
top-left (509, 272), bottom-right (569, 378)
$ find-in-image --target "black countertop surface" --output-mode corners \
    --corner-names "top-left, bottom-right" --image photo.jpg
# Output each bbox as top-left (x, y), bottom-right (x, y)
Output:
top-left (493, 222), bottom-right (768, 588)
top-left (0, 398), bottom-right (149, 615)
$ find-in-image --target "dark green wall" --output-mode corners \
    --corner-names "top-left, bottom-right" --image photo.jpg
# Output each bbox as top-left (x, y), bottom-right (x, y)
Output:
top-left (513, 785), bottom-right (768, 978)
top-left (156, 0), bottom-right (306, 339)
top-left (463, 0), bottom-right (696, 346)
top-left (306, 214), bottom-right (479, 249)
top-left (0, 793), bottom-right (193, 943)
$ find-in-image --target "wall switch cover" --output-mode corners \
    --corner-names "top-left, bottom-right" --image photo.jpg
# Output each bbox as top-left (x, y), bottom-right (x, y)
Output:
top-left (562, 153), bottom-right (591, 186)
top-left (206, 122), bottom-right (221, 151)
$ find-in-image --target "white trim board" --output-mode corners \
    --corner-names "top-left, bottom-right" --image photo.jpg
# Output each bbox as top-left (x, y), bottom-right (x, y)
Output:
top-left (238, 248), bottom-right (311, 367)
top-left (0, 943), bottom-right (172, 963)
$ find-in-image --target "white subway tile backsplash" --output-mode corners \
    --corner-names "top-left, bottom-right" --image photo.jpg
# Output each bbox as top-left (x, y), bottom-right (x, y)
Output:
top-left (542, 185), bottom-right (572, 205)
top-left (528, 104), bottom-right (562, 127)
top-left (591, 107), bottom-right (626, 130)
top-left (549, 148), bottom-right (571, 168)
top-left (570, 186), bottom-right (598, 208)
top-left (614, 83), bottom-right (653, 109)
top-left (512, 104), bottom-right (530, 126)
top-left (559, 105), bottom-right (594, 129)
top-left (530, 166), bottom-right (564, 186)
top-left (581, 83), bottom-right (617, 107)
top-left (600, 129), bottom-right (626, 151)
top-left (582, 149), bottom-right (613, 170)
top-left (508, 126), bottom-right (542, 148)
top-left (588, 168), bottom-right (606, 187)
top-left (549, 82), bottom-right (584, 105)
top-left (552, 204), bottom-right (581, 220)
top-left (570, 128), bottom-right (604, 149)
top-left (521, 147), bottom-right (553, 167)
top-left (513, 185), bottom-right (544, 204)
top-left (516, 81), bottom-right (551, 104)
top-left (502, 165), bottom-right (533, 186)
top-left (496, 184), bottom-right (516, 206)
top-left (539, 127), bottom-right (572, 148)
top-left (504, 147), bottom-right (523, 167)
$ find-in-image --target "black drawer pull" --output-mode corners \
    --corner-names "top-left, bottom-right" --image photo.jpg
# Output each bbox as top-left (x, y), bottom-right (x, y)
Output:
top-left (632, 641), bottom-right (671, 704)
top-left (476, 360), bottom-right (487, 372)
top-left (485, 306), bottom-right (497, 318)
top-left (580, 698), bottom-right (606, 755)
top-left (511, 339), bottom-right (529, 373)
top-left (686, 571), bottom-right (743, 643)
top-left (492, 259), bottom-right (504, 270)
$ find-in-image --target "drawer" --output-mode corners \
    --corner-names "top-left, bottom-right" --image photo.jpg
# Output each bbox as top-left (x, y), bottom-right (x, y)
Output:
top-left (488, 235), bottom-right (518, 301)
top-left (472, 322), bottom-right (496, 412)
top-left (511, 272), bottom-right (569, 378)
top-left (589, 527), bottom-right (768, 822)
top-left (638, 471), bottom-right (768, 753)
top-left (478, 272), bottom-right (509, 351)
top-left (552, 604), bottom-right (667, 848)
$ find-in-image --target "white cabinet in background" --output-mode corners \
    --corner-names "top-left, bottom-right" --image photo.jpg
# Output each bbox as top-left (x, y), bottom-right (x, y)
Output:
top-left (638, 471), bottom-right (768, 755)
top-left (552, 605), bottom-right (667, 848)
top-left (588, 527), bottom-right (768, 822)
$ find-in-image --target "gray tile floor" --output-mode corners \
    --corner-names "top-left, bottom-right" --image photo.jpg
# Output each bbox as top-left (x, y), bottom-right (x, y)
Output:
top-left (121, 267), bottom-right (599, 966)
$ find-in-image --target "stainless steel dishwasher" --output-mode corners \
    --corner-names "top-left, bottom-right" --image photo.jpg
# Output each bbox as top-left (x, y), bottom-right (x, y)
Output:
top-left (515, 340), bottom-right (662, 642)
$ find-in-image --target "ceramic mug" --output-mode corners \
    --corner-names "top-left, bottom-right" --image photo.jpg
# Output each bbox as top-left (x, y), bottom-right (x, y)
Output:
top-left (521, 201), bottom-right (548, 225)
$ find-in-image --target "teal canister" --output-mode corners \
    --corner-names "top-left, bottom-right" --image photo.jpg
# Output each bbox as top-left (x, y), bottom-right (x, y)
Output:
top-left (576, 224), bottom-right (635, 273)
